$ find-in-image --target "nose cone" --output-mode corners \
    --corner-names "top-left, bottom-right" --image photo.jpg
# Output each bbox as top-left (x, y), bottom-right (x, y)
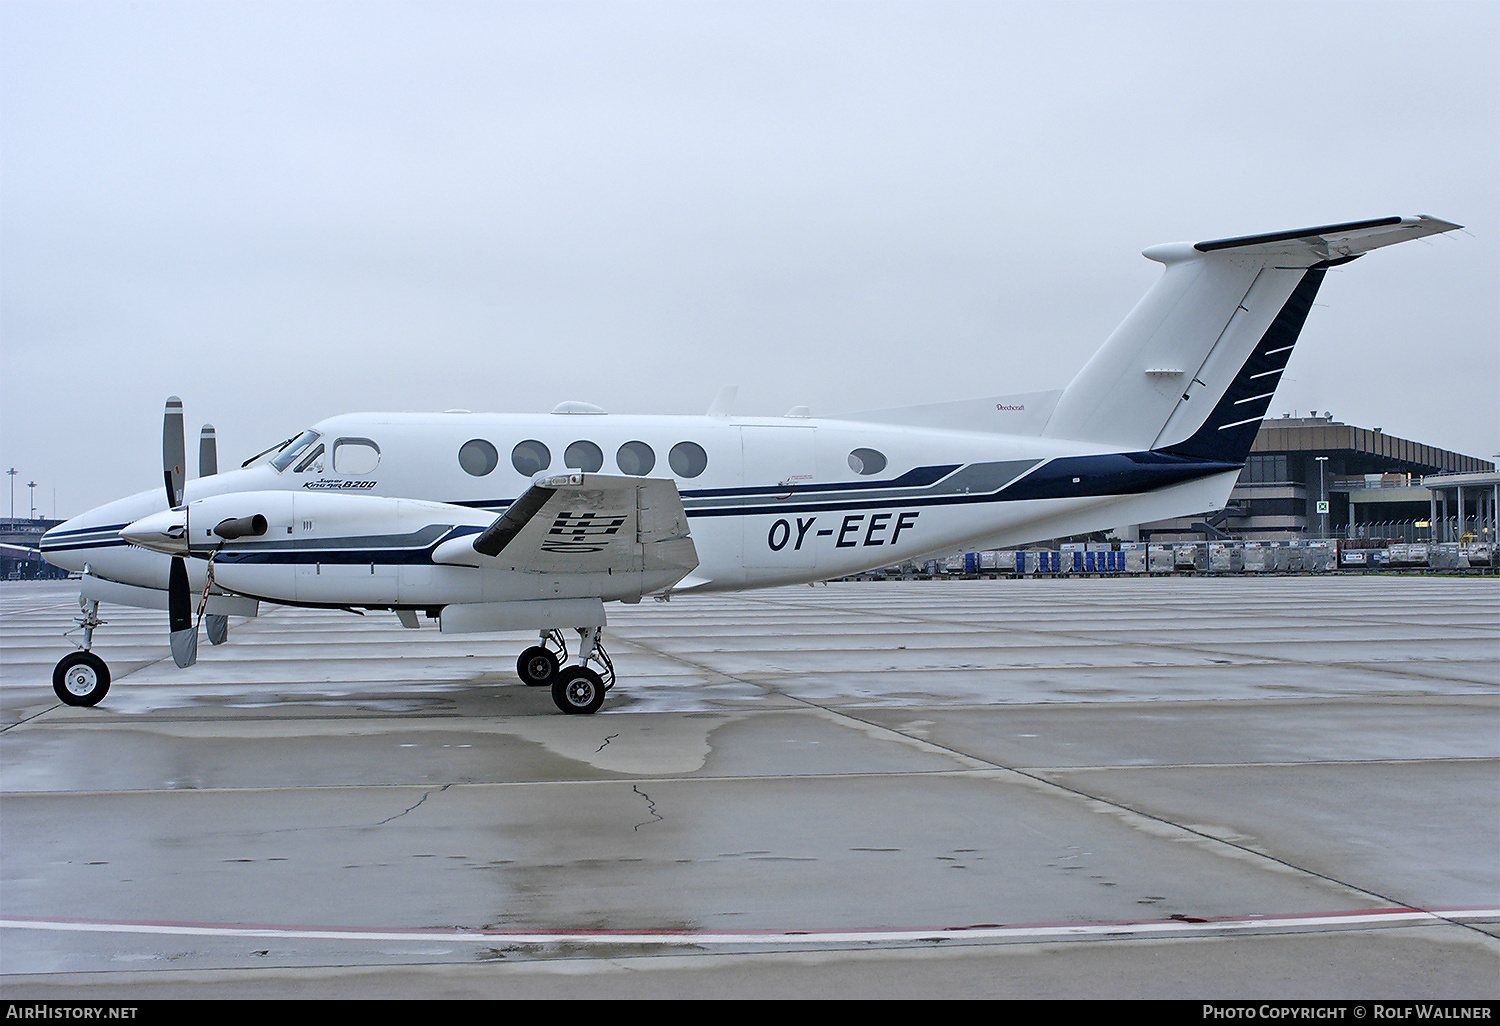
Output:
top-left (120, 509), bottom-right (189, 555)
top-left (39, 519), bottom-right (82, 571)
top-left (41, 513), bottom-right (124, 572)
top-left (39, 487), bottom-right (172, 573)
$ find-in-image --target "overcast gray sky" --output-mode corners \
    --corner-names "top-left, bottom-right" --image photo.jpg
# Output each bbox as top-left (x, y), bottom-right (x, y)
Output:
top-left (3, 0), bottom-right (1496, 519)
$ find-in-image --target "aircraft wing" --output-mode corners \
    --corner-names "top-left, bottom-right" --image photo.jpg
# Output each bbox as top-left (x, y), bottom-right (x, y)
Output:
top-left (431, 473), bottom-right (699, 582)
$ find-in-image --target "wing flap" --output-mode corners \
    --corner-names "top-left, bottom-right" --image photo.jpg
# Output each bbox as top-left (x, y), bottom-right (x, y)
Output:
top-left (433, 474), bottom-right (699, 586)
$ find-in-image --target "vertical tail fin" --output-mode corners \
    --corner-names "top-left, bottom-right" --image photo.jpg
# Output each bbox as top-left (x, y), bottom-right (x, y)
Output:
top-left (1156, 261), bottom-right (1330, 462)
top-left (1040, 216), bottom-right (1461, 461)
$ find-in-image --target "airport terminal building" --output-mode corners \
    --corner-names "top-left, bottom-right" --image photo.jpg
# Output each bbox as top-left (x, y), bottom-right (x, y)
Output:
top-left (1, 517), bottom-right (68, 581)
top-left (1138, 414), bottom-right (1495, 544)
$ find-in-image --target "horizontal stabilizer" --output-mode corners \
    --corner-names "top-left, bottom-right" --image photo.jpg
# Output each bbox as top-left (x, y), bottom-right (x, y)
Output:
top-left (1187, 215), bottom-right (1462, 263)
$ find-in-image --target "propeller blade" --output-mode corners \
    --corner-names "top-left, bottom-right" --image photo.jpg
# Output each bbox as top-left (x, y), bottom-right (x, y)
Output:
top-left (167, 555), bottom-right (197, 668)
top-left (199, 424), bottom-right (218, 477)
top-left (163, 396), bottom-right (186, 508)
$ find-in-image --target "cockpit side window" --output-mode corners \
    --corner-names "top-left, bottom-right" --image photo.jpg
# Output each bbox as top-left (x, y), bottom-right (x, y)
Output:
top-left (270, 430), bottom-right (321, 472)
top-left (293, 444), bottom-right (324, 474)
top-left (332, 438), bottom-right (381, 475)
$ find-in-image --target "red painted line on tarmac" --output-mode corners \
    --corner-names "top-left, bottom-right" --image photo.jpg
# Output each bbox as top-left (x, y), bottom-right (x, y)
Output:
top-left (4, 906), bottom-right (1496, 947)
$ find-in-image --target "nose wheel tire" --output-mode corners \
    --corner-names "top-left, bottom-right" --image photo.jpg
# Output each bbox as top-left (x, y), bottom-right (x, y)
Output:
top-left (551, 666), bottom-right (606, 714)
top-left (53, 651), bottom-right (111, 707)
top-left (517, 646), bottom-right (560, 687)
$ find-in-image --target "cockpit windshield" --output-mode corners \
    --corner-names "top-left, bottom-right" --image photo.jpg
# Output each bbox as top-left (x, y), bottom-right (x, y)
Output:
top-left (268, 430), bottom-right (322, 472)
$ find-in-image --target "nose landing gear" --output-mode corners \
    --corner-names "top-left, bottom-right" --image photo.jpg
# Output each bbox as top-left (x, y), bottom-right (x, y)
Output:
top-left (53, 599), bottom-right (110, 706)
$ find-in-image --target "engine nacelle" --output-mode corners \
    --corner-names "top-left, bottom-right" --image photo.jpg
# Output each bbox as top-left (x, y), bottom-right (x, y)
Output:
top-left (122, 491), bottom-right (496, 606)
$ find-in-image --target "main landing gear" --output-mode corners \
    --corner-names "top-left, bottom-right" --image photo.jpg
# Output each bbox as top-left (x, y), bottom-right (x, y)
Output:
top-left (516, 627), bottom-right (615, 715)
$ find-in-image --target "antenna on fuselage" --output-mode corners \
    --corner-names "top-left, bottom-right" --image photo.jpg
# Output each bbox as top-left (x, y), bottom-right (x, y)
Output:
top-left (707, 385), bottom-right (738, 417)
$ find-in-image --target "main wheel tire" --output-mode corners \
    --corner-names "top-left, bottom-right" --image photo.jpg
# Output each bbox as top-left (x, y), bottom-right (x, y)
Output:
top-left (53, 651), bottom-right (111, 707)
top-left (551, 666), bottom-right (606, 714)
top-left (517, 646), bottom-right (560, 687)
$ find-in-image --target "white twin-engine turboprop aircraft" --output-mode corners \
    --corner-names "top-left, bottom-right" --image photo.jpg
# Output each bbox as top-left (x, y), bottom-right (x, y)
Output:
top-left (41, 216), bottom-right (1461, 713)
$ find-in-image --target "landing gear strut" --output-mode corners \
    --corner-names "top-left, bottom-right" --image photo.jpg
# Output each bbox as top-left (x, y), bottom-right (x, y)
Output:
top-left (53, 599), bottom-right (111, 706)
top-left (516, 626), bottom-right (614, 714)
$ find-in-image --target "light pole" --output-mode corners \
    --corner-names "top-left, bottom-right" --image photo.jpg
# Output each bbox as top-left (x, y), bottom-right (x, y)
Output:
top-left (27, 481), bottom-right (37, 520)
top-left (1315, 456), bottom-right (1329, 540)
top-left (6, 468), bottom-right (15, 519)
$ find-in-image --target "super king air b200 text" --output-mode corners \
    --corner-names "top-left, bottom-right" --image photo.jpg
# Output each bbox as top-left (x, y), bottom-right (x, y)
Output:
top-left (41, 215), bottom-right (1461, 714)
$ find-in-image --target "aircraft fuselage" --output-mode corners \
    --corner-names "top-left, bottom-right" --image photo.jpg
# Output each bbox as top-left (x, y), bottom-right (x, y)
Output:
top-left (42, 408), bottom-right (1237, 610)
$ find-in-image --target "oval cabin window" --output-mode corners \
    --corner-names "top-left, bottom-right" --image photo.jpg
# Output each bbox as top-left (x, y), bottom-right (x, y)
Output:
top-left (669, 441), bottom-right (708, 478)
top-left (511, 439), bottom-right (551, 476)
top-left (617, 440), bottom-right (655, 476)
top-left (848, 447), bottom-right (887, 475)
top-left (459, 439), bottom-right (499, 476)
top-left (565, 440), bottom-right (604, 473)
